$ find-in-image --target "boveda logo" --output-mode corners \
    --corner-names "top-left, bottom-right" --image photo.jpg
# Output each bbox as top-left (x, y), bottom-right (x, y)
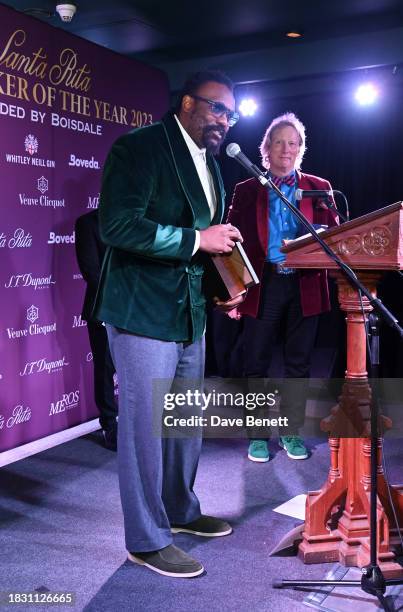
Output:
top-left (69, 154), bottom-right (100, 169)
top-left (48, 230), bottom-right (75, 245)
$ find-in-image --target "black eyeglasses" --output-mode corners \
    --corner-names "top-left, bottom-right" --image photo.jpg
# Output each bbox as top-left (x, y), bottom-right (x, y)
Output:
top-left (191, 95), bottom-right (239, 127)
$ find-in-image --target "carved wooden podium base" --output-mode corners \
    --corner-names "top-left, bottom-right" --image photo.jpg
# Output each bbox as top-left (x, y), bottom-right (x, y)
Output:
top-left (298, 272), bottom-right (403, 578)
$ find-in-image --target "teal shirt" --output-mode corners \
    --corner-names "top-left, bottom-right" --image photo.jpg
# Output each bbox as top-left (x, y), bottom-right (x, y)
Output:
top-left (267, 172), bottom-right (300, 263)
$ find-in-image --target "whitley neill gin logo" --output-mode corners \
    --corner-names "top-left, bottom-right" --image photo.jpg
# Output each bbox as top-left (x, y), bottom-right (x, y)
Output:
top-left (24, 134), bottom-right (38, 155)
top-left (5, 135), bottom-right (55, 167)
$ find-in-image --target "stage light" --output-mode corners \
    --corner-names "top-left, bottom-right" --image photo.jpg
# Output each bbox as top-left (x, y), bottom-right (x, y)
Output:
top-left (239, 98), bottom-right (258, 117)
top-left (354, 82), bottom-right (379, 106)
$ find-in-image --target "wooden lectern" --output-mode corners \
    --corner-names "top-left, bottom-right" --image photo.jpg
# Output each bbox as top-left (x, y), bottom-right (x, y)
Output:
top-left (282, 202), bottom-right (403, 578)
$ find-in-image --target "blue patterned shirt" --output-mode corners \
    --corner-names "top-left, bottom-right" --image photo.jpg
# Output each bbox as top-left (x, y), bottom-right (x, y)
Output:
top-left (267, 172), bottom-right (300, 263)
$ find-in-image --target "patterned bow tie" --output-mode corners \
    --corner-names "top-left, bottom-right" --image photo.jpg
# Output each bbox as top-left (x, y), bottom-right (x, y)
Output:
top-left (270, 173), bottom-right (296, 188)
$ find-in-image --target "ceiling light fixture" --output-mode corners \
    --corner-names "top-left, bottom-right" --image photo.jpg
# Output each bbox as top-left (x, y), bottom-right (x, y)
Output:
top-left (55, 2), bottom-right (77, 23)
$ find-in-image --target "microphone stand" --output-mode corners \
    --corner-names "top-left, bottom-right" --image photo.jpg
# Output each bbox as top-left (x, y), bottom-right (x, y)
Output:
top-left (232, 160), bottom-right (403, 610)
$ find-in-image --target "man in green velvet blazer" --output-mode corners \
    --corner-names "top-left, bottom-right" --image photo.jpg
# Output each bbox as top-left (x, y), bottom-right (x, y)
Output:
top-left (95, 71), bottom-right (244, 578)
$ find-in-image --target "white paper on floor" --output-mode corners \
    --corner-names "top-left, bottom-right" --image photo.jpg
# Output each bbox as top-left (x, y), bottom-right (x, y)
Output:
top-left (268, 523), bottom-right (304, 555)
top-left (273, 493), bottom-right (307, 520)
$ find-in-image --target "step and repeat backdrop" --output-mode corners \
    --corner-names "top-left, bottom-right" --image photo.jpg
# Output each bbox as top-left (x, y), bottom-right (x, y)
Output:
top-left (0, 4), bottom-right (169, 452)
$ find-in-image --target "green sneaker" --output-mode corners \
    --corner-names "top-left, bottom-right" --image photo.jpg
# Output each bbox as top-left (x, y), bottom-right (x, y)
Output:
top-left (248, 439), bottom-right (270, 462)
top-left (279, 436), bottom-right (308, 460)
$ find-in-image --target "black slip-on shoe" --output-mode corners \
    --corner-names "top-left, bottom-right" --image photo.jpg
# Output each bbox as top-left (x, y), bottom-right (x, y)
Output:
top-left (171, 515), bottom-right (232, 537)
top-left (128, 544), bottom-right (204, 578)
top-left (102, 427), bottom-right (117, 451)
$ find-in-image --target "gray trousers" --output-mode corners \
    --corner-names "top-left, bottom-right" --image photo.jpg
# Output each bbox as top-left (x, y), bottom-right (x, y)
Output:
top-left (106, 325), bottom-right (205, 553)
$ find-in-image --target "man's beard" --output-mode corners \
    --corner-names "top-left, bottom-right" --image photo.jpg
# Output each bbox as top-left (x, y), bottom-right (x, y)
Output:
top-left (202, 124), bottom-right (226, 155)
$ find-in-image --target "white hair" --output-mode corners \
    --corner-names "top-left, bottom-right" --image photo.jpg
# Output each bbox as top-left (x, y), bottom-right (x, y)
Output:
top-left (260, 112), bottom-right (307, 170)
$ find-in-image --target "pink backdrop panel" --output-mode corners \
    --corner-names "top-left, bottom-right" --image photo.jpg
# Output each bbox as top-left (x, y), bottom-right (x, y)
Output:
top-left (0, 4), bottom-right (169, 452)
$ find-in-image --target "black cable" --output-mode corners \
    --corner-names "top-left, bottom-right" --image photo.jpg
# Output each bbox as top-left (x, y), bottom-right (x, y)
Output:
top-left (333, 190), bottom-right (350, 222)
top-left (325, 192), bottom-right (348, 223)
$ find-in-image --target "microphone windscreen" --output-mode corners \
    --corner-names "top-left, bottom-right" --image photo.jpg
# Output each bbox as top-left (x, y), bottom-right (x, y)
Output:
top-left (226, 143), bottom-right (241, 158)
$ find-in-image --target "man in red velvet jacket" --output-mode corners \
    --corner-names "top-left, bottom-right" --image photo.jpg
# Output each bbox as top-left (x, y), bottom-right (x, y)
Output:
top-left (227, 112), bottom-right (338, 462)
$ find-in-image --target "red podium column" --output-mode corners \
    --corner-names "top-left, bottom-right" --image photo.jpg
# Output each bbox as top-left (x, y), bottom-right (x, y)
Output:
top-left (298, 272), bottom-right (403, 577)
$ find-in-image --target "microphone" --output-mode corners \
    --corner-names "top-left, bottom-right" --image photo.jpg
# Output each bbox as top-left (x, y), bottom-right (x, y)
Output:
top-left (226, 143), bottom-right (268, 186)
top-left (295, 188), bottom-right (333, 200)
top-left (296, 188), bottom-right (349, 222)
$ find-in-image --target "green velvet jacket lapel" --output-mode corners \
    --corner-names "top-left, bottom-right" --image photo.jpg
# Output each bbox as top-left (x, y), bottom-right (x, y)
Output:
top-left (161, 112), bottom-right (224, 228)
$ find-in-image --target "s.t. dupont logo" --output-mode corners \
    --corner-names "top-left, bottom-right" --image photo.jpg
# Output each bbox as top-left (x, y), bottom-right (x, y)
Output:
top-left (4, 273), bottom-right (56, 289)
top-left (20, 356), bottom-right (69, 376)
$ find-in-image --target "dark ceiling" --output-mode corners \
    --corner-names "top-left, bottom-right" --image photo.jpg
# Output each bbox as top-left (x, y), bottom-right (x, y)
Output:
top-left (2, 0), bottom-right (403, 90)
